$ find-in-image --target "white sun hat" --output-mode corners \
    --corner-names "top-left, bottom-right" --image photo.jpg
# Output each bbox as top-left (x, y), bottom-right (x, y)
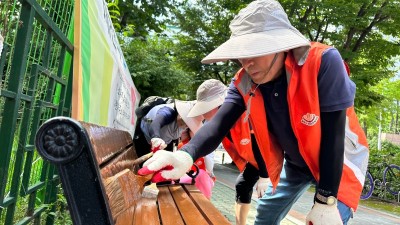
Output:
top-left (187, 79), bottom-right (227, 118)
top-left (175, 100), bottom-right (203, 133)
top-left (201, 0), bottom-right (311, 65)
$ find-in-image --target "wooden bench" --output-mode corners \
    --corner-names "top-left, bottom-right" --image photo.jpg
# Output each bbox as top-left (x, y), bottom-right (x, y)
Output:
top-left (35, 116), bottom-right (230, 225)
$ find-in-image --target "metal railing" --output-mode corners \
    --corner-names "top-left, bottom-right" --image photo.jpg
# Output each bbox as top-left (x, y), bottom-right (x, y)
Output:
top-left (0, 0), bottom-right (74, 224)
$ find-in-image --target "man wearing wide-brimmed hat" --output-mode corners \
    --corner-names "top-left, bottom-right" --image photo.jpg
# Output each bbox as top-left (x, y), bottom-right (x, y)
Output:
top-left (188, 79), bottom-right (269, 225)
top-left (139, 1), bottom-right (369, 224)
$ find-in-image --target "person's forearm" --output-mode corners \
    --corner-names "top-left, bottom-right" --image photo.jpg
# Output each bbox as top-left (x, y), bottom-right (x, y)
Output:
top-left (183, 103), bottom-right (244, 160)
top-left (318, 110), bottom-right (346, 197)
top-left (148, 108), bottom-right (176, 138)
top-left (148, 117), bottom-right (163, 138)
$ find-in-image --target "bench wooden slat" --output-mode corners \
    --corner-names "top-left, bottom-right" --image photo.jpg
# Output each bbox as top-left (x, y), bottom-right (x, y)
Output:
top-left (115, 207), bottom-right (135, 225)
top-left (169, 185), bottom-right (210, 225)
top-left (103, 169), bottom-right (154, 222)
top-left (133, 198), bottom-right (160, 225)
top-left (184, 185), bottom-right (231, 225)
top-left (100, 146), bottom-right (138, 178)
top-left (158, 186), bottom-right (185, 225)
top-left (81, 122), bottom-right (133, 165)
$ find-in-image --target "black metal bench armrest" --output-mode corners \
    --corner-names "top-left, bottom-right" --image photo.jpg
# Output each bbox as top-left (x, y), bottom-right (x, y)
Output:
top-left (35, 116), bottom-right (113, 225)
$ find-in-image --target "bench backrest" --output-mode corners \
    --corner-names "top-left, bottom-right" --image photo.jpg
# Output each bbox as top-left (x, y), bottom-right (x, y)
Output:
top-left (35, 117), bottom-right (138, 225)
top-left (35, 117), bottom-right (232, 225)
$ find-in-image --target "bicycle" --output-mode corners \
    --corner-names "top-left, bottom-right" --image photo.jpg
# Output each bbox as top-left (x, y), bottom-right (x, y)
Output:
top-left (360, 170), bottom-right (374, 200)
top-left (360, 163), bottom-right (400, 200)
top-left (383, 164), bottom-right (400, 195)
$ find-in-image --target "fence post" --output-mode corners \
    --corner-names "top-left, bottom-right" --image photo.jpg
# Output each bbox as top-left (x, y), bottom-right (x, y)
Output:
top-left (398, 191), bottom-right (400, 203)
top-left (383, 182), bottom-right (389, 200)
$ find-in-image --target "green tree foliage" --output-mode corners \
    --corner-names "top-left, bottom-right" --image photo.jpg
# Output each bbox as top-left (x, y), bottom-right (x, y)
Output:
top-left (122, 36), bottom-right (192, 102)
top-left (368, 139), bottom-right (400, 166)
top-left (108, 0), bottom-right (122, 31)
top-left (171, 0), bottom-right (248, 88)
top-left (0, 0), bottom-right (22, 39)
top-left (107, 0), bottom-right (177, 38)
top-left (363, 77), bottom-right (400, 137)
top-left (280, 0), bottom-right (400, 108)
top-left (172, 0), bottom-right (400, 107)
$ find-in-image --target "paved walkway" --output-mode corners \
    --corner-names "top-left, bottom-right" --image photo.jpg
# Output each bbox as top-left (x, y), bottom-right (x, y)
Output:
top-left (211, 164), bottom-right (301, 225)
top-left (210, 149), bottom-right (400, 225)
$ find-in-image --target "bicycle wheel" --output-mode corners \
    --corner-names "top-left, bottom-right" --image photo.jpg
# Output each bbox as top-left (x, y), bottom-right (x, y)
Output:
top-left (383, 164), bottom-right (400, 195)
top-left (360, 171), bottom-right (374, 200)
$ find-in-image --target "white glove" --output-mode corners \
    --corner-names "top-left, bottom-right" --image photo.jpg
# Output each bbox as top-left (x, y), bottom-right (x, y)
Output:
top-left (306, 202), bottom-right (343, 225)
top-left (138, 150), bottom-right (193, 183)
top-left (150, 138), bottom-right (167, 152)
top-left (256, 177), bottom-right (270, 198)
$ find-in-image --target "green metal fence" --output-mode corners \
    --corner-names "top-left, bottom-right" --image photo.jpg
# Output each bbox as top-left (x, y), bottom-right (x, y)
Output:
top-left (0, 0), bottom-right (74, 224)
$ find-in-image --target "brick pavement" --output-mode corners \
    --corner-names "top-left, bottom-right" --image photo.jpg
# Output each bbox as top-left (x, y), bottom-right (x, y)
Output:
top-left (211, 181), bottom-right (299, 225)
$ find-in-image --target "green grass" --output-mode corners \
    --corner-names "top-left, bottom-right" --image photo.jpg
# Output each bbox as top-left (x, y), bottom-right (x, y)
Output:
top-left (359, 198), bottom-right (400, 216)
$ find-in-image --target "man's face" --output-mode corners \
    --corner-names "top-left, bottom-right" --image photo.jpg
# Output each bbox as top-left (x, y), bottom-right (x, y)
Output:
top-left (238, 52), bottom-right (284, 84)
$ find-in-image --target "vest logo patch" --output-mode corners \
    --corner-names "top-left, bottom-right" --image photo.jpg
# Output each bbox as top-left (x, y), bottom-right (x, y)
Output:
top-left (301, 113), bottom-right (319, 126)
top-left (240, 138), bottom-right (250, 145)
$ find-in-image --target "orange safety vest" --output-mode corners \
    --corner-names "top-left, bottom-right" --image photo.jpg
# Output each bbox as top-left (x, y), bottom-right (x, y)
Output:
top-left (232, 42), bottom-right (369, 210)
top-left (221, 113), bottom-right (258, 172)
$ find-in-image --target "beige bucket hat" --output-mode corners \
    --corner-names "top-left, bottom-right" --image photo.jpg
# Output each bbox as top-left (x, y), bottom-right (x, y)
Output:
top-left (187, 79), bottom-right (227, 118)
top-left (201, 0), bottom-right (310, 65)
top-left (175, 100), bottom-right (203, 133)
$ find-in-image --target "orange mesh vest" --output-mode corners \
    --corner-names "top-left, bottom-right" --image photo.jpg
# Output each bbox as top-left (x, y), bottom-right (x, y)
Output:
top-left (233, 42), bottom-right (369, 210)
top-left (221, 113), bottom-right (258, 172)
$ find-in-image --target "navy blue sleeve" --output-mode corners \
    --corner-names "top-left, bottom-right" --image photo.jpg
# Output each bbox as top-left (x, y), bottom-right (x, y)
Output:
top-left (182, 102), bottom-right (245, 161)
top-left (318, 110), bottom-right (346, 198)
top-left (148, 107), bottom-right (177, 138)
top-left (317, 49), bottom-right (351, 198)
top-left (318, 48), bottom-right (355, 112)
top-left (225, 81), bottom-right (246, 108)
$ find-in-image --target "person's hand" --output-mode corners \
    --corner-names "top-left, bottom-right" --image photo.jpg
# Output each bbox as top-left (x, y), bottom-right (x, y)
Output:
top-left (150, 138), bottom-right (167, 152)
top-left (306, 202), bottom-right (343, 225)
top-left (138, 150), bottom-right (193, 183)
top-left (256, 177), bottom-right (270, 198)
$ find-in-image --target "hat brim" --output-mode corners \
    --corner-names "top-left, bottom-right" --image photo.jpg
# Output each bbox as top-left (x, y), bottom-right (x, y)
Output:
top-left (201, 28), bottom-right (310, 64)
top-left (187, 95), bottom-right (224, 118)
top-left (176, 100), bottom-right (203, 133)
